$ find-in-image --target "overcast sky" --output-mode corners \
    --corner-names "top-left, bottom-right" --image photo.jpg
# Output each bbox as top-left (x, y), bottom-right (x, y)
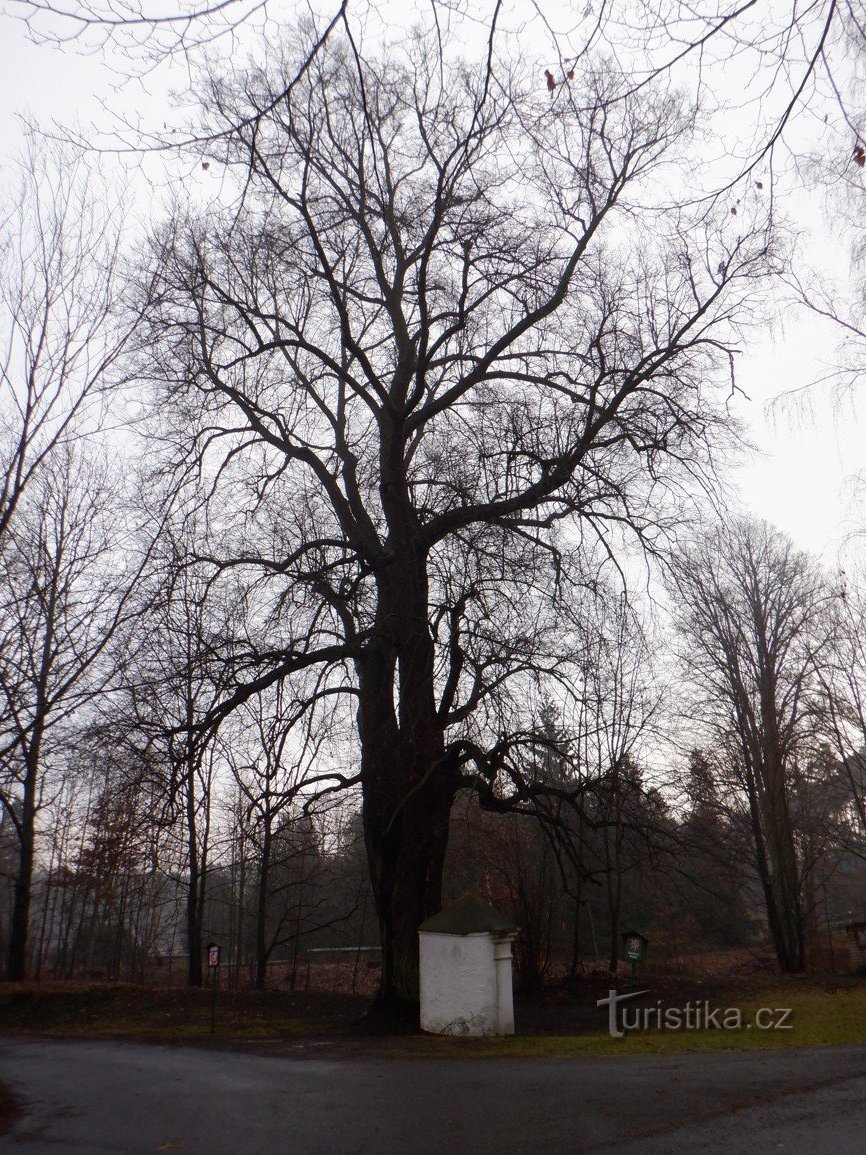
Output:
top-left (1, 5), bottom-right (864, 568)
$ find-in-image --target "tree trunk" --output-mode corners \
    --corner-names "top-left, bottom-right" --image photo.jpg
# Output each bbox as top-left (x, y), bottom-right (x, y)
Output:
top-left (758, 681), bottom-right (806, 973)
top-left (604, 772), bottom-right (624, 975)
top-left (745, 763), bottom-right (805, 973)
top-left (254, 826), bottom-right (271, 991)
top-left (187, 861), bottom-right (203, 987)
top-left (357, 549), bottom-right (458, 1022)
top-left (765, 801), bottom-right (805, 972)
top-left (7, 820), bottom-right (35, 981)
top-left (362, 756), bottom-right (456, 1018)
top-left (233, 822), bottom-right (246, 991)
top-left (569, 890), bottom-right (582, 978)
top-left (185, 770), bottom-right (204, 987)
top-left (6, 742), bottom-right (41, 981)
top-left (184, 737), bottom-right (209, 988)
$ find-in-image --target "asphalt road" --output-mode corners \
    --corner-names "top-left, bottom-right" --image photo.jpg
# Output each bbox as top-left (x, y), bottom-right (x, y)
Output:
top-left (2, 1038), bottom-right (866, 1153)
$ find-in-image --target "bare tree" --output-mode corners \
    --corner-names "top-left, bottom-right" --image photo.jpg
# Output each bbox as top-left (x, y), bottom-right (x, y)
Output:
top-left (135, 18), bottom-right (777, 1016)
top-left (0, 446), bottom-right (134, 979)
top-left (568, 594), bottom-right (660, 972)
top-left (0, 134), bottom-right (130, 547)
top-left (0, 134), bottom-right (155, 982)
top-left (502, 592), bottom-right (662, 974)
top-left (668, 517), bottom-right (835, 972)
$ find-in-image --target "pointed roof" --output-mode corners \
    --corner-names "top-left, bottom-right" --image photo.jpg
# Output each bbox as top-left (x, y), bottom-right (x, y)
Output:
top-left (419, 892), bottom-right (516, 936)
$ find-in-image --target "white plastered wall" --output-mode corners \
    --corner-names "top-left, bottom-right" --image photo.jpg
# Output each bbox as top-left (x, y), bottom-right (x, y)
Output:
top-left (419, 931), bottom-right (515, 1036)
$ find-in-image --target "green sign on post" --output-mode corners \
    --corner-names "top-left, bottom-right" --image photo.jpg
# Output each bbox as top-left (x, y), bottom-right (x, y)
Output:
top-left (623, 932), bottom-right (647, 962)
top-left (622, 930), bottom-right (648, 988)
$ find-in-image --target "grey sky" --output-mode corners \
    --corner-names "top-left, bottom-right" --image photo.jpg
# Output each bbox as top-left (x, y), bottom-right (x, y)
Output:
top-left (1, 4), bottom-right (863, 565)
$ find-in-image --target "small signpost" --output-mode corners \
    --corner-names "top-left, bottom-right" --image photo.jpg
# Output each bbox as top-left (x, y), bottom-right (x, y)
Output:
top-left (206, 942), bottom-right (220, 1032)
top-left (622, 930), bottom-right (648, 988)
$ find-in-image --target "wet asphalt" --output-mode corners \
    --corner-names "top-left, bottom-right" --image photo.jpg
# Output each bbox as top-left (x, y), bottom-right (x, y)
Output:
top-left (2, 1038), bottom-right (866, 1152)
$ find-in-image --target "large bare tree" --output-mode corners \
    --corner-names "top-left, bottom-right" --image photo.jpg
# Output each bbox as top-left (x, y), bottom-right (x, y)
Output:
top-left (137, 18), bottom-right (777, 1015)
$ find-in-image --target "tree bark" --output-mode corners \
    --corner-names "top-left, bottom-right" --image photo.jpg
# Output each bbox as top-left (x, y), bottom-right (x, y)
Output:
top-left (357, 549), bottom-right (458, 1020)
top-left (7, 800), bottom-right (36, 980)
top-left (745, 762), bottom-right (805, 972)
top-left (6, 732), bottom-right (43, 981)
top-left (254, 824), bottom-right (271, 991)
top-left (185, 761), bottom-right (204, 987)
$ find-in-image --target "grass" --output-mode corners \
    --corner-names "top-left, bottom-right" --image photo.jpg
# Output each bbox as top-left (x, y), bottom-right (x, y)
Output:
top-left (406, 976), bottom-right (866, 1059)
top-left (1, 974), bottom-right (865, 1058)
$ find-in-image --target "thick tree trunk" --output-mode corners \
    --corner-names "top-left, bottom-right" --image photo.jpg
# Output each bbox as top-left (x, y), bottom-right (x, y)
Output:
top-left (357, 547), bottom-right (458, 1022)
top-left (362, 755), bottom-right (456, 1017)
top-left (184, 733), bottom-right (208, 988)
top-left (759, 689), bottom-right (806, 973)
top-left (759, 870), bottom-right (804, 973)
top-left (766, 804), bottom-right (805, 972)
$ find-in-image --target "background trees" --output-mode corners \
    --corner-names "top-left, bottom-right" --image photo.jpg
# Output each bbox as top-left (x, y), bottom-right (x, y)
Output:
top-left (224, 682), bottom-right (350, 989)
top-left (0, 449), bottom-right (130, 979)
top-left (115, 531), bottom-right (243, 987)
top-left (0, 137), bottom-right (144, 981)
top-left (816, 575), bottom-right (866, 850)
top-left (0, 138), bottom-right (129, 546)
top-left (668, 518), bottom-right (836, 971)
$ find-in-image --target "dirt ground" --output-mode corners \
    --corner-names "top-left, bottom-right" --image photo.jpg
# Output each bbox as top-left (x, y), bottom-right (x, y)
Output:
top-left (0, 981), bottom-right (371, 1039)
